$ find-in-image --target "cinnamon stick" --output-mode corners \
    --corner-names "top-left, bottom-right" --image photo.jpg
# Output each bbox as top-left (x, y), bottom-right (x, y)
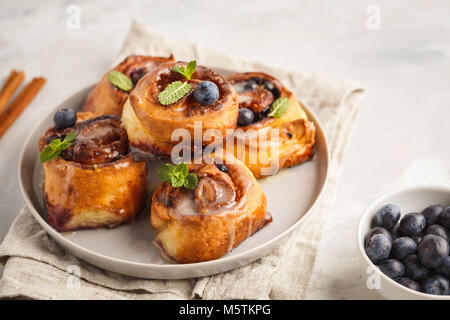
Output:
top-left (0, 70), bottom-right (24, 113)
top-left (0, 77), bottom-right (46, 139)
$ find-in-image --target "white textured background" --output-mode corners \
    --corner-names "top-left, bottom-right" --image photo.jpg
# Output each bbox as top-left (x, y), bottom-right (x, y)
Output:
top-left (0, 0), bottom-right (449, 299)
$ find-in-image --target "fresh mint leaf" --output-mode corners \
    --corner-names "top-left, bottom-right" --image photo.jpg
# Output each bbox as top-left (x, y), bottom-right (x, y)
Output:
top-left (60, 131), bottom-right (77, 149)
top-left (171, 175), bottom-right (185, 188)
top-left (156, 162), bottom-right (198, 189)
top-left (185, 60), bottom-right (196, 80)
top-left (172, 60), bottom-right (197, 80)
top-left (64, 131), bottom-right (78, 143)
top-left (172, 65), bottom-right (185, 77)
top-left (39, 131), bottom-right (78, 163)
top-left (39, 146), bottom-right (61, 163)
top-left (50, 139), bottom-right (62, 150)
top-left (184, 173), bottom-right (198, 189)
top-left (175, 162), bottom-right (188, 178)
top-left (107, 70), bottom-right (133, 92)
top-left (268, 97), bottom-right (290, 118)
top-left (157, 163), bottom-right (176, 182)
top-left (172, 162), bottom-right (188, 187)
top-left (60, 141), bottom-right (71, 149)
top-left (158, 81), bottom-right (191, 105)
top-left (61, 132), bottom-right (78, 148)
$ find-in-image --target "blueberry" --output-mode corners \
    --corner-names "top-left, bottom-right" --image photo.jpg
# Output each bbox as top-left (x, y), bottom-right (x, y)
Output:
top-left (397, 277), bottom-right (421, 291)
top-left (418, 234), bottom-right (449, 268)
top-left (264, 81), bottom-right (281, 99)
top-left (425, 224), bottom-right (449, 241)
top-left (237, 108), bottom-right (255, 126)
top-left (271, 88), bottom-right (281, 99)
top-left (129, 68), bottom-right (146, 85)
top-left (391, 237), bottom-right (418, 260)
top-left (193, 81), bottom-right (219, 106)
top-left (440, 206), bottom-right (450, 229)
top-left (435, 256), bottom-right (450, 278)
top-left (364, 227), bottom-right (393, 246)
top-left (251, 77), bottom-right (264, 85)
top-left (261, 105), bottom-right (272, 117)
top-left (373, 204), bottom-right (401, 229)
top-left (422, 275), bottom-right (450, 295)
top-left (404, 254), bottom-right (430, 281)
top-left (421, 204), bottom-right (444, 226)
top-left (379, 259), bottom-right (405, 280)
top-left (216, 164), bottom-right (228, 173)
top-left (365, 233), bottom-right (392, 264)
top-left (391, 224), bottom-right (403, 240)
top-left (400, 212), bottom-right (426, 236)
top-left (412, 235), bottom-right (423, 246)
top-left (165, 199), bottom-right (173, 207)
top-left (54, 109), bottom-right (77, 128)
top-left (244, 78), bottom-right (259, 91)
top-left (263, 81), bottom-right (275, 91)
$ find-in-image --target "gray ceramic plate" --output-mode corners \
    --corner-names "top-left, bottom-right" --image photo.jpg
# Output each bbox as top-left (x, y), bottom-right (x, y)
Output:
top-left (19, 71), bottom-right (329, 279)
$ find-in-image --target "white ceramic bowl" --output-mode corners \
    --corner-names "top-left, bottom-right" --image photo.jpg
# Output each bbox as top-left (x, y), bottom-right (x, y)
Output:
top-left (358, 185), bottom-right (450, 300)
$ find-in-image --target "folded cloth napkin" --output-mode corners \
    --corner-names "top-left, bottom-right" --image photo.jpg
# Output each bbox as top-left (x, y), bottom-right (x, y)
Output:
top-left (0, 21), bottom-right (364, 300)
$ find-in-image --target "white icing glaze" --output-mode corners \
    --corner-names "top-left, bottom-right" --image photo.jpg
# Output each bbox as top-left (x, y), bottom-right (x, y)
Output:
top-left (76, 125), bottom-right (115, 144)
top-left (238, 94), bottom-right (253, 103)
top-left (175, 189), bottom-right (237, 217)
top-left (232, 82), bottom-right (247, 94)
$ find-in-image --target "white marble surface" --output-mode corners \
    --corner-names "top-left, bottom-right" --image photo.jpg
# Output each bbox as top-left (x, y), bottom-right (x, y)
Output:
top-left (0, 0), bottom-right (449, 299)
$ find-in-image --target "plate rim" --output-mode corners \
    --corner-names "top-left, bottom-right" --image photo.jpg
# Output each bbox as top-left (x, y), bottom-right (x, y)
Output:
top-left (18, 83), bottom-right (330, 276)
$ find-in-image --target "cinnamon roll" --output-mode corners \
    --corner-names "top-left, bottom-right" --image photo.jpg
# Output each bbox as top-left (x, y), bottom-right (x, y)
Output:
top-left (38, 112), bottom-right (146, 232)
top-left (225, 72), bottom-right (316, 178)
top-left (151, 153), bottom-right (270, 263)
top-left (82, 55), bottom-right (175, 116)
top-left (121, 61), bottom-right (239, 158)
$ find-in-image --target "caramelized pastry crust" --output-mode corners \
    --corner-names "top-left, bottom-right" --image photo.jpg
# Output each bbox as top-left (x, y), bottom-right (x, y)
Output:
top-left (39, 112), bottom-right (146, 232)
top-left (122, 61), bottom-right (239, 158)
top-left (82, 55), bottom-right (175, 116)
top-left (150, 153), bottom-right (270, 263)
top-left (226, 72), bottom-right (316, 178)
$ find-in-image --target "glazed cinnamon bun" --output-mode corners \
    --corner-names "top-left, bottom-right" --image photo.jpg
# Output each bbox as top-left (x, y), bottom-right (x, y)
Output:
top-left (151, 153), bottom-right (270, 263)
top-left (82, 55), bottom-right (175, 116)
top-left (225, 72), bottom-right (316, 178)
top-left (38, 112), bottom-right (147, 232)
top-left (121, 61), bottom-right (239, 158)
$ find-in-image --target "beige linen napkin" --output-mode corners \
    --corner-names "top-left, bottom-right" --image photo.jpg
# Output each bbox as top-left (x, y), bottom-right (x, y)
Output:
top-left (0, 21), bottom-right (364, 300)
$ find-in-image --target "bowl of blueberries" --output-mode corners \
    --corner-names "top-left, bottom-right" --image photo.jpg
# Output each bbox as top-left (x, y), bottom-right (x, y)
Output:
top-left (358, 185), bottom-right (450, 299)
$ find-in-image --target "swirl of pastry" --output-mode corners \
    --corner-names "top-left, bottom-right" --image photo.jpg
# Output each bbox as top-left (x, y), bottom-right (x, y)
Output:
top-left (82, 55), bottom-right (175, 116)
top-left (150, 153), bottom-right (270, 263)
top-left (121, 61), bottom-right (239, 158)
top-left (39, 112), bottom-right (147, 232)
top-left (225, 72), bottom-right (316, 178)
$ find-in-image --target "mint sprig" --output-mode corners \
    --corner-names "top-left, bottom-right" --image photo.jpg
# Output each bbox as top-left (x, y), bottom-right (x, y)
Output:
top-left (268, 97), bottom-right (290, 118)
top-left (172, 60), bottom-right (196, 80)
top-left (183, 173), bottom-right (198, 189)
top-left (158, 81), bottom-right (192, 105)
top-left (158, 60), bottom-right (197, 105)
top-left (107, 70), bottom-right (133, 92)
top-left (39, 131), bottom-right (78, 163)
top-left (157, 162), bottom-right (198, 189)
